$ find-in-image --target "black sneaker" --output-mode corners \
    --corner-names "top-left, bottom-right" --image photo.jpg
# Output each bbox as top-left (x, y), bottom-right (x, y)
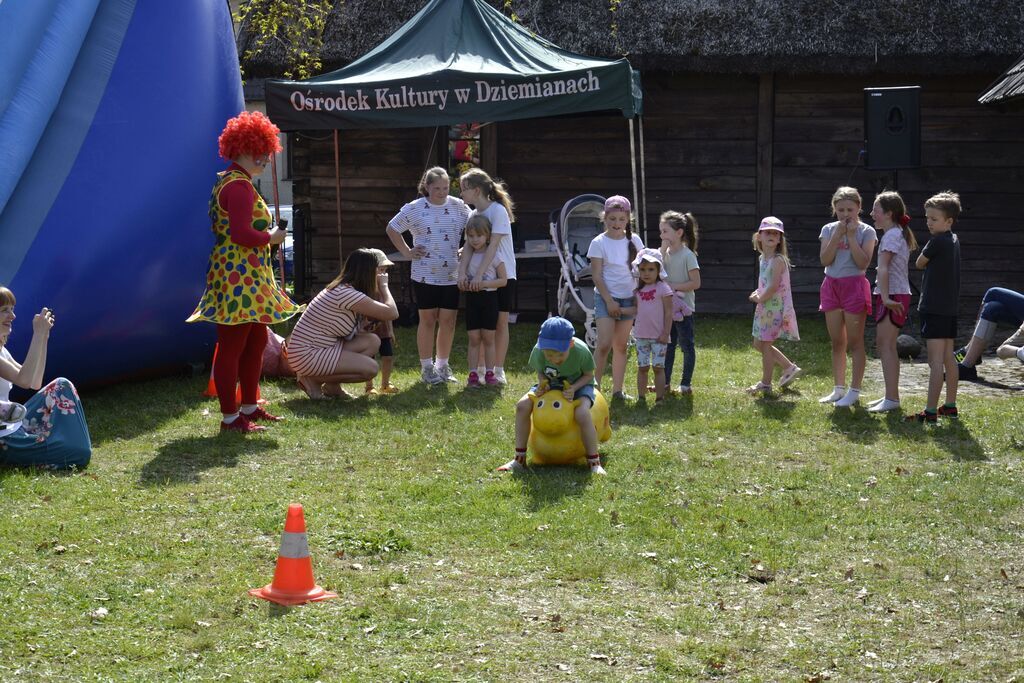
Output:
top-left (956, 363), bottom-right (979, 382)
top-left (905, 410), bottom-right (937, 424)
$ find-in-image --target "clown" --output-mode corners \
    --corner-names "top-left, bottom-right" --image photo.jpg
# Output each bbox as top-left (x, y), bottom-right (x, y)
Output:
top-left (187, 111), bottom-right (301, 433)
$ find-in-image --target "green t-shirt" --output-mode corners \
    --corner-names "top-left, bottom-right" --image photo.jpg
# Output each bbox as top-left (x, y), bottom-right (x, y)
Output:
top-left (528, 337), bottom-right (595, 387)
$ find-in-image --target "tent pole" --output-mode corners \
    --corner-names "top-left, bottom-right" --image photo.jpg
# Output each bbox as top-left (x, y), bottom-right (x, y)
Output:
top-left (333, 130), bottom-right (343, 267)
top-left (638, 115), bottom-right (648, 236)
top-left (628, 118), bottom-right (639, 236)
top-left (270, 152), bottom-right (284, 288)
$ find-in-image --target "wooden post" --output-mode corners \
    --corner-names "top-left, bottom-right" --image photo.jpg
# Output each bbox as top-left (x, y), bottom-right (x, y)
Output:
top-left (756, 73), bottom-right (775, 219)
top-left (333, 130), bottom-right (342, 266)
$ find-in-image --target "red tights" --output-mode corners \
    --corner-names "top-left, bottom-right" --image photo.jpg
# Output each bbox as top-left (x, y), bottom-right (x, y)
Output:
top-left (215, 323), bottom-right (267, 414)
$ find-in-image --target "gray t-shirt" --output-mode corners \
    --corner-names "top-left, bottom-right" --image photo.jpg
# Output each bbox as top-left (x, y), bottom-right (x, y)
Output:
top-left (819, 221), bottom-right (877, 278)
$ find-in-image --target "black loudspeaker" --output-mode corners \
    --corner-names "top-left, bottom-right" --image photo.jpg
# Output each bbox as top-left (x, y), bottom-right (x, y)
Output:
top-left (864, 86), bottom-right (921, 169)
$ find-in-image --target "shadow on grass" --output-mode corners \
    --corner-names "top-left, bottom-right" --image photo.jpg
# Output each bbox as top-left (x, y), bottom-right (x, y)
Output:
top-left (754, 393), bottom-right (798, 421)
top-left (930, 420), bottom-right (986, 461)
top-left (140, 434), bottom-right (278, 486)
top-left (610, 393), bottom-right (692, 429)
top-left (511, 464), bottom-right (595, 512)
top-left (960, 375), bottom-right (1024, 392)
top-left (87, 377), bottom-right (210, 446)
top-left (827, 404), bottom-right (881, 444)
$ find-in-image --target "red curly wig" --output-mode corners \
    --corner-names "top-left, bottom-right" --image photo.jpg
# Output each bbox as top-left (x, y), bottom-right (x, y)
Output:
top-left (218, 110), bottom-right (282, 160)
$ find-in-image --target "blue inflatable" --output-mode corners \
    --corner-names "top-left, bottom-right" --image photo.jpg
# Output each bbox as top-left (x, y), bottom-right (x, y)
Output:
top-left (0, 0), bottom-right (244, 385)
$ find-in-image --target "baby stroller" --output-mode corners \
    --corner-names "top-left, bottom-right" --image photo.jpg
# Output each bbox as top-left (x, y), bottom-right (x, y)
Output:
top-left (549, 194), bottom-right (606, 348)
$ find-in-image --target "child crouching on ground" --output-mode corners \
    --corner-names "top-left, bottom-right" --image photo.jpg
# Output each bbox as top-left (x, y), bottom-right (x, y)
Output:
top-left (364, 249), bottom-right (398, 394)
top-left (498, 317), bottom-right (606, 475)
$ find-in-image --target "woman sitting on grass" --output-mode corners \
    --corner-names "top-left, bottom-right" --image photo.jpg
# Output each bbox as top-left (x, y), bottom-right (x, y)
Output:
top-left (285, 249), bottom-right (399, 400)
top-left (0, 286), bottom-right (91, 469)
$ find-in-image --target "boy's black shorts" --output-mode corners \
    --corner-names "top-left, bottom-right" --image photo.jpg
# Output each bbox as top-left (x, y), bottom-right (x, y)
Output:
top-left (920, 312), bottom-right (957, 339)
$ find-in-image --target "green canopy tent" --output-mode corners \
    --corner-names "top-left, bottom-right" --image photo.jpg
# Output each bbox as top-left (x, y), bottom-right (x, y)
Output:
top-left (263, 0), bottom-right (646, 261)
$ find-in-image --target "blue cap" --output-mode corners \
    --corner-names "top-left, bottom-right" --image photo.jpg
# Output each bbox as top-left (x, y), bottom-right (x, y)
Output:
top-left (537, 317), bottom-right (575, 352)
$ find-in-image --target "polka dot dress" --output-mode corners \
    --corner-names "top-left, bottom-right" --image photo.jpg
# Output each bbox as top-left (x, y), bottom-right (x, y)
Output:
top-left (187, 169), bottom-right (301, 326)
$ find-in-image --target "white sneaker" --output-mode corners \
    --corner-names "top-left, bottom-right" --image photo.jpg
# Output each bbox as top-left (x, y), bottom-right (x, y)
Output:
top-left (436, 364), bottom-right (458, 383)
top-left (819, 387), bottom-right (846, 403)
top-left (867, 398), bottom-right (901, 413)
top-left (421, 365), bottom-right (444, 385)
top-left (834, 390), bottom-right (860, 408)
top-left (497, 458), bottom-right (526, 472)
top-left (493, 368), bottom-right (508, 385)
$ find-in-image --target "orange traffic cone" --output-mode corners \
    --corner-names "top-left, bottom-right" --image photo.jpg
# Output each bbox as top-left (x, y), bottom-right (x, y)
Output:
top-left (249, 504), bottom-right (338, 606)
top-left (203, 343), bottom-right (262, 403)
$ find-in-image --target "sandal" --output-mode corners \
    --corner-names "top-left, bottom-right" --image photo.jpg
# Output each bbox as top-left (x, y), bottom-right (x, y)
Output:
top-left (778, 365), bottom-right (802, 388)
top-left (296, 377), bottom-right (327, 400)
top-left (746, 382), bottom-right (772, 395)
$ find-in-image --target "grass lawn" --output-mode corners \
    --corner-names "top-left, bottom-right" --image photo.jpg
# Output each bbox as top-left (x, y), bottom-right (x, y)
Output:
top-left (1, 316), bottom-right (1022, 681)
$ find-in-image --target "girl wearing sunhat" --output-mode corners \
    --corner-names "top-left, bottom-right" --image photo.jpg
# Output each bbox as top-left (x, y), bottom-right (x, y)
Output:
top-left (747, 217), bottom-right (801, 395)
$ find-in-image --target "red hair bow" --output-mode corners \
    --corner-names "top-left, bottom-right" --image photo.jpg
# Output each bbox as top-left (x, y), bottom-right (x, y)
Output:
top-left (898, 214), bottom-right (911, 228)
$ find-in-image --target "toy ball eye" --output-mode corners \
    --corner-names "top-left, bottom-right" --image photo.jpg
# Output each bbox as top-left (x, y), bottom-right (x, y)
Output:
top-left (537, 400), bottom-right (544, 408)
top-left (552, 400), bottom-right (561, 409)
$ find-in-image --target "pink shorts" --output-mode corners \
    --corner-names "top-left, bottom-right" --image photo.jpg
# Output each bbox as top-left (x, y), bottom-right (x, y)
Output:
top-left (872, 293), bottom-right (911, 328)
top-left (819, 275), bottom-right (872, 314)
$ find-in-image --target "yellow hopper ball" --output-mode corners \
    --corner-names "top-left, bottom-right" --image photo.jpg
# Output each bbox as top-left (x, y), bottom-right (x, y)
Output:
top-left (528, 388), bottom-right (612, 466)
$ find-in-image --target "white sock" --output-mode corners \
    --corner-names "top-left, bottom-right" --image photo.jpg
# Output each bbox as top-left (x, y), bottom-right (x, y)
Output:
top-left (835, 388), bottom-right (860, 407)
top-left (436, 357), bottom-right (449, 369)
top-left (494, 366), bottom-right (504, 373)
top-left (1017, 348), bottom-right (1024, 363)
top-left (819, 386), bottom-right (846, 403)
top-left (477, 366), bottom-right (486, 376)
top-left (222, 413), bottom-right (239, 424)
top-left (867, 398), bottom-right (901, 412)
top-left (239, 404), bottom-right (257, 415)
top-left (420, 358), bottom-right (434, 370)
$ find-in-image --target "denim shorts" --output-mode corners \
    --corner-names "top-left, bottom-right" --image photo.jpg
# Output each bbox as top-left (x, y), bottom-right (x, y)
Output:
top-left (530, 383), bottom-right (596, 408)
top-left (594, 294), bottom-right (636, 320)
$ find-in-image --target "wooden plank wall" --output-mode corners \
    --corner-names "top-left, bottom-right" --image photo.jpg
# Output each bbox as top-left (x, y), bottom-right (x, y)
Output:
top-left (293, 72), bottom-right (1024, 316)
top-left (773, 74), bottom-right (1024, 314)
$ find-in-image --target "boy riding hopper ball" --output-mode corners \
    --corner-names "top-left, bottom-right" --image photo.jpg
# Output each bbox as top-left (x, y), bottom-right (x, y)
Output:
top-left (249, 504), bottom-right (337, 605)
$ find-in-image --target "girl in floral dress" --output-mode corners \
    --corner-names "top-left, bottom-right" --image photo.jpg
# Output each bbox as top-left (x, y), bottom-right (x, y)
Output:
top-left (0, 286), bottom-right (91, 469)
top-left (747, 217), bottom-right (801, 395)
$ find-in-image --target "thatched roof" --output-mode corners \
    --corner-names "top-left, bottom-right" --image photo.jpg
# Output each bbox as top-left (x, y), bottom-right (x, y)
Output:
top-left (239, 0), bottom-right (1024, 79)
top-left (979, 53), bottom-right (1024, 106)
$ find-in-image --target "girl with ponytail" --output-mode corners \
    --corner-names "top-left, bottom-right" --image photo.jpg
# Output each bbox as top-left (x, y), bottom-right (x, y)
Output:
top-left (458, 168), bottom-right (517, 384)
top-left (659, 210), bottom-right (701, 394)
top-left (867, 190), bottom-right (916, 412)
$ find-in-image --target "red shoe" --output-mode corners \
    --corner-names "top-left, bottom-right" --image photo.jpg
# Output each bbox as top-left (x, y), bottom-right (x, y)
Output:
top-left (242, 406), bottom-right (283, 422)
top-left (220, 415), bottom-right (268, 433)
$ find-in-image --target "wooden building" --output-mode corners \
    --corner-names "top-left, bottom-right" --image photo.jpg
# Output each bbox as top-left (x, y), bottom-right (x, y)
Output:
top-left (241, 0), bottom-right (1024, 315)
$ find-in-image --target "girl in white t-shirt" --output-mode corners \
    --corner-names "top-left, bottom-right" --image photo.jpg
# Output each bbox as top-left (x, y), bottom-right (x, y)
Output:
top-left (387, 167), bottom-right (470, 385)
top-left (457, 168), bottom-right (517, 385)
top-left (587, 195), bottom-right (645, 399)
top-left (867, 190), bottom-right (917, 413)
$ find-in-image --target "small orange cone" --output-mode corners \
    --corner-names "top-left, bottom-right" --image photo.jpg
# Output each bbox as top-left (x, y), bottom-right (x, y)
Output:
top-left (249, 504), bottom-right (338, 605)
top-left (203, 343), bottom-right (261, 403)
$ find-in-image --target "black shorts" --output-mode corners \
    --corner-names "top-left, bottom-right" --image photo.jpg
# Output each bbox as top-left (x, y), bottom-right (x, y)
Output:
top-left (378, 336), bottom-right (393, 357)
top-left (465, 291), bottom-right (499, 331)
top-left (497, 278), bottom-right (517, 313)
top-left (920, 312), bottom-right (957, 339)
top-left (413, 281), bottom-right (460, 310)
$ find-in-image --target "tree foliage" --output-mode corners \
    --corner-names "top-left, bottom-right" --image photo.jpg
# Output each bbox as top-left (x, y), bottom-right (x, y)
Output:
top-left (235, 0), bottom-right (336, 80)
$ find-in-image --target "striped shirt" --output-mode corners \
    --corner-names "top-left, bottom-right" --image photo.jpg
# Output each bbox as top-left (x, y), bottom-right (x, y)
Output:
top-left (286, 285), bottom-right (368, 376)
top-left (387, 196), bottom-right (470, 285)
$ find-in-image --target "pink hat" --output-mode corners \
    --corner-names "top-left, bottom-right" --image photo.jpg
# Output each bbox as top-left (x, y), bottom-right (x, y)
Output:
top-left (604, 195), bottom-right (632, 214)
top-left (758, 216), bottom-right (784, 233)
top-left (631, 247), bottom-right (668, 279)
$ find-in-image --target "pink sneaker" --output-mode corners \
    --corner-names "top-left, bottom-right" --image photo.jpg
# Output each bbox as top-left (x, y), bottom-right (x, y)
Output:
top-left (467, 371), bottom-right (481, 388)
top-left (485, 370), bottom-right (499, 386)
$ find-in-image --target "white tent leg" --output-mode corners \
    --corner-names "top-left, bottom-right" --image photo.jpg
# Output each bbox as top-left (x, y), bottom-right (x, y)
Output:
top-left (629, 118), bottom-right (639, 238)
top-left (638, 115), bottom-right (648, 236)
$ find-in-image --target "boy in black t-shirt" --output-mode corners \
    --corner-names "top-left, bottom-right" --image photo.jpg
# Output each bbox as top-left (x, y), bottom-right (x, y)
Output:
top-left (907, 191), bottom-right (962, 423)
